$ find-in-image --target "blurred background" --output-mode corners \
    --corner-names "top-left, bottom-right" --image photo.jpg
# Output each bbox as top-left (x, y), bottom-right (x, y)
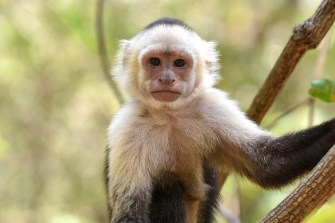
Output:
top-left (0, 0), bottom-right (334, 222)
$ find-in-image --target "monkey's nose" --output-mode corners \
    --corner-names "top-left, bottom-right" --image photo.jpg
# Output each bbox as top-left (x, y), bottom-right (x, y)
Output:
top-left (159, 77), bottom-right (175, 85)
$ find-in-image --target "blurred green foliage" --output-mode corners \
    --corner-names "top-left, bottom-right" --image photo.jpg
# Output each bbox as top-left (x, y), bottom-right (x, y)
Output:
top-left (309, 79), bottom-right (335, 102)
top-left (0, 0), bottom-right (334, 223)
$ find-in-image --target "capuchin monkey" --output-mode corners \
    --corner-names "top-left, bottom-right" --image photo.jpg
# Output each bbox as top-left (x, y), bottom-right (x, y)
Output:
top-left (105, 17), bottom-right (335, 223)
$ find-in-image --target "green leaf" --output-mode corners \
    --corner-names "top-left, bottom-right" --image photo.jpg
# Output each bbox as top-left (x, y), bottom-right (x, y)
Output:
top-left (309, 79), bottom-right (335, 102)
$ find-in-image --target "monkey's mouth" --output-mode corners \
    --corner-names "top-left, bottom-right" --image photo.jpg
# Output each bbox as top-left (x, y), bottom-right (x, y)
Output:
top-left (151, 91), bottom-right (181, 102)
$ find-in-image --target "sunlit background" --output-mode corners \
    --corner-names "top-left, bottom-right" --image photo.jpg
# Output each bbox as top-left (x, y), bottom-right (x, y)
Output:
top-left (1, 0), bottom-right (335, 222)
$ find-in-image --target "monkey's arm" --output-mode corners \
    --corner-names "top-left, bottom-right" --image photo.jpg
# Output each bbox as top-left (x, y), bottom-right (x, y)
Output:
top-left (239, 119), bottom-right (335, 188)
top-left (207, 90), bottom-right (335, 189)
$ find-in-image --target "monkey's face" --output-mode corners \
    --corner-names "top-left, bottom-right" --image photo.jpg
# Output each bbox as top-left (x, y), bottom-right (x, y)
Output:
top-left (140, 47), bottom-right (196, 103)
top-left (112, 25), bottom-right (220, 108)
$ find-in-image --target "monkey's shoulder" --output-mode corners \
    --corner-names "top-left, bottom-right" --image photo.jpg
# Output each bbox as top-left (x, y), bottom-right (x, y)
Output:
top-left (196, 88), bottom-right (245, 120)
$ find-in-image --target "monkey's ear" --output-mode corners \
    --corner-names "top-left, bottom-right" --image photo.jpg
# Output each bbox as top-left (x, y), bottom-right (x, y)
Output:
top-left (119, 39), bottom-right (131, 54)
top-left (118, 39), bottom-right (131, 65)
top-left (111, 39), bottom-right (131, 79)
top-left (111, 39), bottom-right (139, 95)
top-left (203, 41), bottom-right (220, 83)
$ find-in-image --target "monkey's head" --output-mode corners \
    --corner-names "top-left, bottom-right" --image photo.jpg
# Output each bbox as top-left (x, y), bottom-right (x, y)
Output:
top-left (112, 18), bottom-right (220, 108)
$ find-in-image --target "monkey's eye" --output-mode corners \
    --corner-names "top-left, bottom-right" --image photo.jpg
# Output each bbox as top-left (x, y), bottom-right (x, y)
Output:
top-left (174, 59), bottom-right (186, 67)
top-left (149, 57), bottom-right (161, 66)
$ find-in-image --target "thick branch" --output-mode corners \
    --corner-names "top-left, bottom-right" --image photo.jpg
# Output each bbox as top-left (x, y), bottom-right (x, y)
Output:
top-left (95, 0), bottom-right (125, 104)
top-left (247, 0), bottom-right (335, 124)
top-left (260, 144), bottom-right (335, 223)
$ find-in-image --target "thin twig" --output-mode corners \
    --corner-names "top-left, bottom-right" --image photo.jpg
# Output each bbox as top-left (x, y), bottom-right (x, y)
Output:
top-left (95, 0), bottom-right (125, 104)
top-left (265, 98), bottom-right (310, 130)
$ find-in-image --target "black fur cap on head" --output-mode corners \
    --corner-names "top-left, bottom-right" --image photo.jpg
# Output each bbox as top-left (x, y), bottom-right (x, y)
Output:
top-left (143, 17), bottom-right (193, 31)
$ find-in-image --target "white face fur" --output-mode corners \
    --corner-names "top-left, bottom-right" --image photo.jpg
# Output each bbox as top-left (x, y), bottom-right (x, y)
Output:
top-left (112, 24), bottom-right (220, 109)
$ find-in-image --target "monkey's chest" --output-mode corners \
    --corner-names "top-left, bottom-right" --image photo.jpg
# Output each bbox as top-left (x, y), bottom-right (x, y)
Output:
top-left (142, 119), bottom-right (217, 171)
top-left (150, 121), bottom-right (216, 200)
top-left (156, 118), bottom-right (212, 145)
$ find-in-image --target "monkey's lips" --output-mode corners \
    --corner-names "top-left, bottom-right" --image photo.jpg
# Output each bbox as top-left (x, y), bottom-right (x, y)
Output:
top-left (151, 91), bottom-right (181, 102)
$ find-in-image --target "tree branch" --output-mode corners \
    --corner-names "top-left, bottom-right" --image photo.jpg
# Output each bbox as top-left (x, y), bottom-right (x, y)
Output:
top-left (260, 144), bottom-right (335, 223)
top-left (95, 0), bottom-right (125, 104)
top-left (247, 0), bottom-right (335, 124)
